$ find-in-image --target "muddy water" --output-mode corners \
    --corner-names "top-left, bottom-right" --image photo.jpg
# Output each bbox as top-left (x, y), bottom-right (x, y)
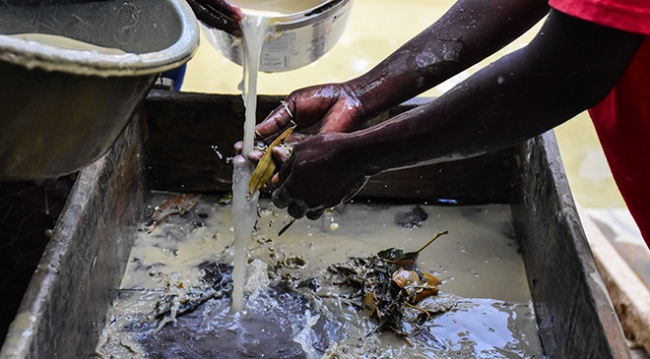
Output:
top-left (234, 0), bottom-right (327, 15)
top-left (230, 0), bottom-right (331, 312)
top-left (8, 33), bottom-right (126, 54)
top-left (95, 193), bottom-right (544, 358)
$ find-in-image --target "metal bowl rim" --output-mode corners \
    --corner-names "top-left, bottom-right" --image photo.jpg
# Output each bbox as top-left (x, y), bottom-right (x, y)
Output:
top-left (251, 0), bottom-right (353, 32)
top-left (0, 0), bottom-right (199, 77)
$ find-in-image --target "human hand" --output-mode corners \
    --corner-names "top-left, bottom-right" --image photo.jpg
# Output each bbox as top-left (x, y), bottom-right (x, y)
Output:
top-left (186, 0), bottom-right (243, 36)
top-left (241, 82), bottom-right (366, 164)
top-left (235, 83), bottom-right (370, 218)
top-left (269, 133), bottom-right (369, 220)
top-left (257, 83), bottom-right (366, 141)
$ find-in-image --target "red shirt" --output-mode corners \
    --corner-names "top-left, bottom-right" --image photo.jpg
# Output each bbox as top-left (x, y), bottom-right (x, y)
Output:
top-left (549, 0), bottom-right (650, 245)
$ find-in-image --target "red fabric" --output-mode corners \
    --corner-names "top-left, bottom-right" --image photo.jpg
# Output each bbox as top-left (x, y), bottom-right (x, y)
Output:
top-left (549, 0), bottom-right (650, 245)
top-left (589, 39), bottom-right (650, 245)
top-left (549, 0), bottom-right (650, 35)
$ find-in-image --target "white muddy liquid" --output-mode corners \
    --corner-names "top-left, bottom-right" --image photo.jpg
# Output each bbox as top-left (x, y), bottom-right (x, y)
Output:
top-left (229, 14), bottom-right (271, 313)
top-left (95, 194), bottom-right (544, 358)
top-left (235, 0), bottom-right (327, 15)
top-left (9, 33), bottom-right (126, 54)
top-left (230, 0), bottom-right (330, 315)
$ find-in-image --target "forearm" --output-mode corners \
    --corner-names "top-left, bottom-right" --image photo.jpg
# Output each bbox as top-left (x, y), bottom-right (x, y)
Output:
top-left (347, 0), bottom-right (550, 120)
top-left (343, 10), bottom-right (644, 176)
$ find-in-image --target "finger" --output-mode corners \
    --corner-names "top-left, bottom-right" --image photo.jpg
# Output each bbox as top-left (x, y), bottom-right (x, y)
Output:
top-left (272, 186), bottom-right (292, 208)
top-left (238, 141), bottom-right (265, 161)
top-left (232, 154), bottom-right (247, 167)
top-left (187, 0), bottom-right (242, 36)
top-left (271, 145), bottom-right (292, 162)
top-left (256, 100), bottom-right (295, 138)
top-left (271, 172), bottom-right (282, 187)
top-left (233, 140), bottom-right (243, 153)
top-left (306, 209), bottom-right (324, 220)
top-left (247, 149), bottom-right (264, 162)
top-left (287, 203), bottom-right (307, 219)
top-left (259, 131), bottom-right (281, 145)
top-left (271, 165), bottom-right (291, 187)
top-left (203, 0), bottom-right (243, 21)
top-left (271, 151), bottom-right (294, 187)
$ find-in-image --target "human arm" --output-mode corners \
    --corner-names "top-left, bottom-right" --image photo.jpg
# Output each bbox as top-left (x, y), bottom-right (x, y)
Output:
top-left (271, 9), bottom-right (645, 219)
top-left (186, 0), bottom-right (243, 36)
top-left (255, 0), bottom-right (550, 138)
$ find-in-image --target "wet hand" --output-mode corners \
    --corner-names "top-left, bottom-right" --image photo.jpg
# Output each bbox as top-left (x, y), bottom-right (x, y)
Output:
top-left (270, 133), bottom-right (369, 220)
top-left (233, 139), bottom-right (292, 163)
top-left (237, 83), bottom-right (369, 217)
top-left (235, 83), bottom-right (365, 177)
top-left (186, 0), bottom-right (243, 36)
top-left (255, 83), bottom-right (366, 141)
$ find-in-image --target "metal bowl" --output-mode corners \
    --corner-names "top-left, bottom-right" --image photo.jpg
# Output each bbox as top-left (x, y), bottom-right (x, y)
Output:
top-left (0, 0), bottom-right (199, 181)
top-left (203, 0), bottom-right (355, 73)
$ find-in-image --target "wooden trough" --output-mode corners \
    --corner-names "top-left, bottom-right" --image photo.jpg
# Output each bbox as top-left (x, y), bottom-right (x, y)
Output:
top-left (0, 90), bottom-right (630, 358)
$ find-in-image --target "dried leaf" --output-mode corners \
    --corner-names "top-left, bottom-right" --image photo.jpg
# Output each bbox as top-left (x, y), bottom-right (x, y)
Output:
top-left (378, 230), bottom-right (448, 263)
top-left (422, 271), bottom-right (442, 287)
top-left (391, 268), bottom-right (420, 289)
top-left (330, 229), bottom-right (450, 340)
top-left (363, 291), bottom-right (378, 307)
top-left (248, 125), bottom-right (296, 197)
top-left (148, 193), bottom-right (201, 232)
top-left (413, 285), bottom-right (439, 304)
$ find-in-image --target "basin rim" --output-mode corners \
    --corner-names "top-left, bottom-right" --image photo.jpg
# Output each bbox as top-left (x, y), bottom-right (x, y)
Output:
top-left (0, 0), bottom-right (200, 77)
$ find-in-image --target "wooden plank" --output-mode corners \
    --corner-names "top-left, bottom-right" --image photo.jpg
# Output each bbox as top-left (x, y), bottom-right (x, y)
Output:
top-left (0, 115), bottom-right (147, 359)
top-left (587, 209), bottom-right (650, 290)
top-left (510, 132), bottom-right (631, 358)
top-left (579, 205), bottom-right (650, 355)
top-left (143, 90), bottom-right (513, 204)
top-left (360, 149), bottom-right (513, 204)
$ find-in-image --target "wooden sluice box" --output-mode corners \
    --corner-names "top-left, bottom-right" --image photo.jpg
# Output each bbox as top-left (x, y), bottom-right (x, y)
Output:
top-left (0, 90), bottom-right (630, 358)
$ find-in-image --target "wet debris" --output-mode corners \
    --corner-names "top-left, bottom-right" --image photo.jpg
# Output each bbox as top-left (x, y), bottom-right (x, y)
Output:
top-left (218, 192), bottom-right (232, 205)
top-left (147, 193), bottom-right (201, 232)
top-left (321, 335), bottom-right (390, 359)
top-left (395, 205), bottom-right (429, 228)
top-left (327, 230), bottom-right (450, 345)
top-left (297, 277), bottom-right (321, 293)
top-left (278, 217), bottom-right (297, 236)
top-left (283, 255), bottom-right (307, 269)
top-left (152, 261), bottom-right (233, 323)
top-left (249, 125), bottom-right (296, 198)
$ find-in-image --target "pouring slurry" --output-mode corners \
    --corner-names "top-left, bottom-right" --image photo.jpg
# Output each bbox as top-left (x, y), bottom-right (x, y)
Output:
top-left (228, 0), bottom-right (340, 313)
top-left (229, 11), bottom-right (270, 314)
top-left (232, 0), bottom-right (329, 14)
